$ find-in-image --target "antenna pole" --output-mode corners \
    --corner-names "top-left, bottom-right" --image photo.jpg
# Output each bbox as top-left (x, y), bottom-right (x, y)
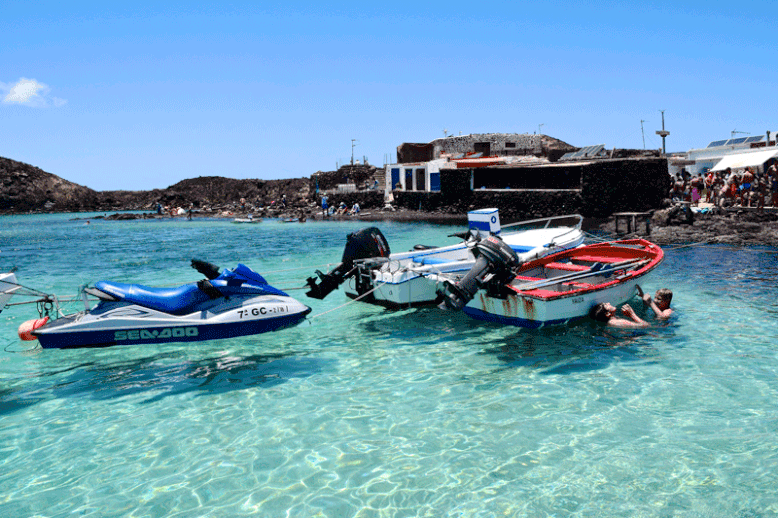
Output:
top-left (655, 110), bottom-right (670, 156)
top-left (640, 120), bottom-right (646, 149)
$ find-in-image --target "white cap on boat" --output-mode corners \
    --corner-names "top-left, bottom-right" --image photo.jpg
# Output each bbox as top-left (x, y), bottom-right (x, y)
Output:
top-left (468, 208), bottom-right (501, 238)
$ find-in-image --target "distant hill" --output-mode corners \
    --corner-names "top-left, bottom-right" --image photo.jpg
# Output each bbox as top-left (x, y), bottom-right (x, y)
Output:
top-left (0, 156), bottom-right (313, 213)
top-left (0, 157), bottom-right (102, 212)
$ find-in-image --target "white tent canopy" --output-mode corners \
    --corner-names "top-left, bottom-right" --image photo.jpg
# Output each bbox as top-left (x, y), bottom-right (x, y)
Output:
top-left (711, 149), bottom-right (778, 172)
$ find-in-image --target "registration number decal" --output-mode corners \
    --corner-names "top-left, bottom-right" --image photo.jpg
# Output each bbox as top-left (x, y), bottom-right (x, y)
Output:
top-left (237, 306), bottom-right (289, 319)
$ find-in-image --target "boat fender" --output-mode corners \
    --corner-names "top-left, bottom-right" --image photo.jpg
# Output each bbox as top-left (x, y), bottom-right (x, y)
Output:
top-left (18, 317), bottom-right (49, 341)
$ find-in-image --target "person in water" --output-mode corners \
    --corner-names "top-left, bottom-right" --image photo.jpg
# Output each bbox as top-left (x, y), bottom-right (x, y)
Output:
top-left (636, 285), bottom-right (673, 319)
top-left (589, 302), bottom-right (649, 328)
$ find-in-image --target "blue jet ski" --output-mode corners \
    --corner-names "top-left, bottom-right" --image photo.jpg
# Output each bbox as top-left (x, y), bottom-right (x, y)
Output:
top-left (21, 260), bottom-right (311, 349)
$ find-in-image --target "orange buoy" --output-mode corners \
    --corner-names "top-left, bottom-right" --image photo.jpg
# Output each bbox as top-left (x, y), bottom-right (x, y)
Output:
top-left (18, 317), bottom-right (49, 341)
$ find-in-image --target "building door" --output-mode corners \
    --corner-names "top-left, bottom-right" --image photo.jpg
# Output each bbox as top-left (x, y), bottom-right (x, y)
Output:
top-left (405, 169), bottom-right (414, 190)
top-left (429, 172), bottom-right (440, 191)
top-left (416, 168), bottom-right (426, 191)
top-left (391, 168), bottom-right (400, 189)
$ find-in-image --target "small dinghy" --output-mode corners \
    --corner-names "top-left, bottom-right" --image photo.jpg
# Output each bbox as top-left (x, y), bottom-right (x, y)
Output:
top-left (233, 215), bottom-right (260, 223)
top-left (16, 261), bottom-right (311, 349)
top-left (436, 238), bottom-right (664, 328)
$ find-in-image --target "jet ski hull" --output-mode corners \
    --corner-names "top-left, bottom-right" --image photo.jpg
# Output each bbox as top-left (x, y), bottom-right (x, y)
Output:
top-left (33, 294), bottom-right (311, 349)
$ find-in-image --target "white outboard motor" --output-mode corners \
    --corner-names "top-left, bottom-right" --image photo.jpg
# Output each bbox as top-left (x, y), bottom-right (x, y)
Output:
top-left (437, 234), bottom-right (519, 311)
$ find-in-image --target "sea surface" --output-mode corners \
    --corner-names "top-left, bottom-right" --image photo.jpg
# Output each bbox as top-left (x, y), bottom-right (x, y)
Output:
top-left (1, 213), bottom-right (777, 517)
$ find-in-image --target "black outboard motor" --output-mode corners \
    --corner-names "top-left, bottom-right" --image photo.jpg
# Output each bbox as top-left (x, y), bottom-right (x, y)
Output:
top-left (437, 234), bottom-right (519, 311)
top-left (306, 227), bottom-right (391, 299)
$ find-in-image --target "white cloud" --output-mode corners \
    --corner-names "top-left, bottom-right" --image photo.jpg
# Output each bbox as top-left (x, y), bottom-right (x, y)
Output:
top-left (1, 78), bottom-right (67, 107)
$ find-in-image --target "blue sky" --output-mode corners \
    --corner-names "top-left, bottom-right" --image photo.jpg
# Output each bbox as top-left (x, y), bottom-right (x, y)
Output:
top-left (2, 1), bottom-right (775, 191)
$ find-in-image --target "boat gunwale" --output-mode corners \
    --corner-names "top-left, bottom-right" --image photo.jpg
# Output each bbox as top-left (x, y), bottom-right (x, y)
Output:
top-left (505, 239), bottom-right (664, 301)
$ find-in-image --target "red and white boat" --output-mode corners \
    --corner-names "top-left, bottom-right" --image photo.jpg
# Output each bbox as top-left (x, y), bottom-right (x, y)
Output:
top-left (437, 239), bottom-right (664, 328)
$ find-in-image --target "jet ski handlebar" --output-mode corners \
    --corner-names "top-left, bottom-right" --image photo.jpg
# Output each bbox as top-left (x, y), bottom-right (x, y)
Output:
top-left (191, 259), bottom-right (221, 280)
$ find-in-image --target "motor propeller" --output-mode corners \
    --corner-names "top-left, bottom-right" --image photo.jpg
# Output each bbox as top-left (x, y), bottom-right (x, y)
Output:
top-left (437, 234), bottom-right (520, 311)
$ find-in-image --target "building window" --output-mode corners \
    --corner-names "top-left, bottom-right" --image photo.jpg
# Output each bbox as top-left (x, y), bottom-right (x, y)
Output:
top-left (474, 142), bottom-right (491, 155)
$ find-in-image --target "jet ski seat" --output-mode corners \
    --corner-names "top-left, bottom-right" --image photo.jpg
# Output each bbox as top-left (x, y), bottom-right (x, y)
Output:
top-left (94, 281), bottom-right (213, 315)
top-left (93, 264), bottom-right (289, 315)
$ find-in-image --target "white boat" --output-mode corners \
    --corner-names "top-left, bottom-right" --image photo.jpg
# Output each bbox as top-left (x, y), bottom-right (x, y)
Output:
top-left (233, 215), bottom-right (260, 223)
top-left (306, 210), bottom-right (585, 308)
top-left (437, 238), bottom-right (664, 328)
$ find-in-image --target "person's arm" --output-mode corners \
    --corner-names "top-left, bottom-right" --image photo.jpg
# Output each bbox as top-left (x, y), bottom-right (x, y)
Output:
top-left (609, 304), bottom-right (649, 328)
top-left (642, 293), bottom-right (672, 319)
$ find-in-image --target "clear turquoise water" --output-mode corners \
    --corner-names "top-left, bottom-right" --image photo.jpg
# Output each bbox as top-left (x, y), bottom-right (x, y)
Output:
top-left (1, 213), bottom-right (778, 517)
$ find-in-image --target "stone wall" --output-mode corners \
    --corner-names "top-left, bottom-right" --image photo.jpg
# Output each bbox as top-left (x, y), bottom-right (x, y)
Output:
top-left (386, 158), bottom-right (670, 219)
top-left (473, 164), bottom-right (583, 190)
top-left (431, 133), bottom-right (541, 158)
top-left (397, 133), bottom-right (543, 163)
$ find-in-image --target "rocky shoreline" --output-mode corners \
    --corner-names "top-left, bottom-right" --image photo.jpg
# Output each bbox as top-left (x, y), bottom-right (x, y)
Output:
top-left (6, 154), bottom-right (778, 249)
top-left (80, 203), bottom-right (778, 249)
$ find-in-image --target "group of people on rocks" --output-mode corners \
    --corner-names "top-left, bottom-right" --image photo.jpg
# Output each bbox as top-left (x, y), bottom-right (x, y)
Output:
top-left (671, 163), bottom-right (778, 210)
top-left (320, 195), bottom-right (360, 217)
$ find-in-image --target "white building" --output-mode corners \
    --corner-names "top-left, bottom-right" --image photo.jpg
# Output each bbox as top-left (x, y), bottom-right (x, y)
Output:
top-left (385, 158), bottom-right (448, 192)
top-left (384, 154), bottom-right (552, 192)
top-left (671, 133), bottom-right (778, 176)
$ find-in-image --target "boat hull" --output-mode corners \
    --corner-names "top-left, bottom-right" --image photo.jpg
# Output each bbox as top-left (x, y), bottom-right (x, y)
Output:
top-left (461, 239), bottom-right (663, 328)
top-left (463, 277), bottom-right (643, 328)
top-left (34, 295), bottom-right (311, 349)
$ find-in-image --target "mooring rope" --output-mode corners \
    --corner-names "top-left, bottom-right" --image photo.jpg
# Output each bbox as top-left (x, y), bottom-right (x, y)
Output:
top-left (259, 262), bottom-right (337, 275)
top-left (306, 267), bottom-right (412, 321)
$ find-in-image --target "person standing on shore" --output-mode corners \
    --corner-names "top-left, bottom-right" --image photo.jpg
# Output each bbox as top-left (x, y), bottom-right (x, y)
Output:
top-left (690, 173), bottom-right (703, 206)
top-left (704, 170), bottom-right (715, 203)
top-left (321, 194), bottom-right (329, 217)
top-left (768, 163), bottom-right (778, 207)
top-left (742, 167), bottom-right (755, 207)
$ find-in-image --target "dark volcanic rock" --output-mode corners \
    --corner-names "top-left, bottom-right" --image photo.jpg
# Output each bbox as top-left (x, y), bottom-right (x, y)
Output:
top-left (100, 176), bottom-right (313, 211)
top-left (0, 156), bottom-right (313, 214)
top-left (0, 157), bottom-right (101, 212)
top-left (598, 203), bottom-right (778, 247)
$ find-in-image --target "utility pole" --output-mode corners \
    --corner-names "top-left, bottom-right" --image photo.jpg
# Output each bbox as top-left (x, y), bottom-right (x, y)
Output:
top-left (656, 110), bottom-right (670, 155)
top-left (538, 123), bottom-right (544, 135)
top-left (640, 120), bottom-right (646, 149)
top-left (351, 139), bottom-right (358, 166)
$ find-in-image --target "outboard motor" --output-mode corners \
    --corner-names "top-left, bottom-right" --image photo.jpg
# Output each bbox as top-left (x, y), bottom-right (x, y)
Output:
top-left (306, 227), bottom-right (391, 299)
top-left (437, 234), bottom-right (519, 311)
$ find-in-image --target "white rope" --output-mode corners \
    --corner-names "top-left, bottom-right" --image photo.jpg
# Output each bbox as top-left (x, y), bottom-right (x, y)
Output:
top-left (582, 231), bottom-right (613, 242)
top-left (306, 281), bottom-right (390, 320)
top-left (259, 262), bottom-right (337, 275)
top-left (306, 267), bottom-right (412, 321)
